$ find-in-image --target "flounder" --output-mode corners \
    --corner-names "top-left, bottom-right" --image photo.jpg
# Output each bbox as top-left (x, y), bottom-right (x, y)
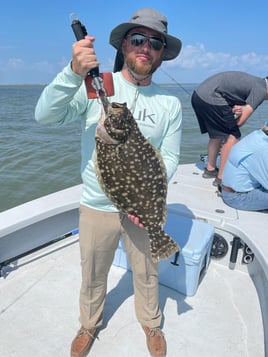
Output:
top-left (95, 101), bottom-right (179, 263)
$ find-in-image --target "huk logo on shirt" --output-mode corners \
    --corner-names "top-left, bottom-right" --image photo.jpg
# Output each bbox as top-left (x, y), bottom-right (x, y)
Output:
top-left (136, 109), bottom-right (156, 126)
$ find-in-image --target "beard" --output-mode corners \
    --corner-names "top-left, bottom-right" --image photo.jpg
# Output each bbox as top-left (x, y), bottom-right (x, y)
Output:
top-left (124, 52), bottom-right (161, 76)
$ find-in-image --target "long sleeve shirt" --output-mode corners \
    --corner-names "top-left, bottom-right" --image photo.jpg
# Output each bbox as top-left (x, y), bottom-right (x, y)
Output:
top-left (222, 130), bottom-right (268, 192)
top-left (35, 64), bottom-right (182, 212)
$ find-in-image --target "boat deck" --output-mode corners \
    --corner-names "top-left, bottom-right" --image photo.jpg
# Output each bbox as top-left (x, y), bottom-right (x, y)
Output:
top-left (0, 233), bottom-right (263, 357)
top-left (0, 162), bottom-right (267, 356)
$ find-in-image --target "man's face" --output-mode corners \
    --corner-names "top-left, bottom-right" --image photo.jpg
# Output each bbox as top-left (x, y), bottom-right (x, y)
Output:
top-left (122, 26), bottom-right (166, 76)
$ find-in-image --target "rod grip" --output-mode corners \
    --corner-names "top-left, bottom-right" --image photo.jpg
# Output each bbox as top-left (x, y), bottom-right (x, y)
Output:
top-left (71, 19), bottom-right (99, 78)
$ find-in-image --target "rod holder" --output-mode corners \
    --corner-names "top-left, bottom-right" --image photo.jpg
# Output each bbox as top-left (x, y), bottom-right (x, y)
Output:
top-left (230, 237), bottom-right (242, 264)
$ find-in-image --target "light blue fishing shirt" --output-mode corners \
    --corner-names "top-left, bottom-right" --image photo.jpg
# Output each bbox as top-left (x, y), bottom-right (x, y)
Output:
top-left (35, 64), bottom-right (182, 212)
top-left (222, 130), bottom-right (268, 192)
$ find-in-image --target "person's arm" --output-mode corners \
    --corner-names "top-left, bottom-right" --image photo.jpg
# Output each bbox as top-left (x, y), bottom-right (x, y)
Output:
top-left (159, 99), bottom-right (182, 181)
top-left (35, 36), bottom-right (99, 125)
top-left (236, 104), bottom-right (253, 127)
top-left (35, 64), bottom-right (88, 125)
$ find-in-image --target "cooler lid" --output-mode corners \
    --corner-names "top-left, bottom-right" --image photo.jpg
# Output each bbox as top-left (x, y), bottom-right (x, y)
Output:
top-left (164, 211), bottom-right (214, 262)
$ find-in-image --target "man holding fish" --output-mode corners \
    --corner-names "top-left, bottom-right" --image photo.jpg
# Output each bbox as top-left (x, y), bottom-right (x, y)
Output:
top-left (35, 8), bottom-right (182, 357)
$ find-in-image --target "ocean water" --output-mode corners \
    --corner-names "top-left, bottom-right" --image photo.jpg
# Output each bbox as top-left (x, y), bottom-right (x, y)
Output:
top-left (0, 83), bottom-right (267, 212)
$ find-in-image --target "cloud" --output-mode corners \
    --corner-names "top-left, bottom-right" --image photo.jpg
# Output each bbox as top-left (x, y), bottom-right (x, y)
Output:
top-left (173, 43), bottom-right (268, 69)
top-left (0, 57), bottom-right (69, 84)
top-left (163, 43), bottom-right (268, 82)
top-left (6, 58), bottom-right (25, 70)
top-left (1, 44), bottom-right (268, 84)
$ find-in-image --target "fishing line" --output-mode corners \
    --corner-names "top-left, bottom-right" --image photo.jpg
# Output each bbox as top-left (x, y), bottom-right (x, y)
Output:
top-left (160, 68), bottom-right (192, 96)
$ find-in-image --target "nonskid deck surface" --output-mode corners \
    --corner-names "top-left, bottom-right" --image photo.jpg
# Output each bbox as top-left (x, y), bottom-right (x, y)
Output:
top-left (0, 235), bottom-right (263, 357)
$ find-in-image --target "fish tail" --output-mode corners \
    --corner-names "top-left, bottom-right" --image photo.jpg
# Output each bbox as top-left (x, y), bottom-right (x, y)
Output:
top-left (149, 230), bottom-right (180, 263)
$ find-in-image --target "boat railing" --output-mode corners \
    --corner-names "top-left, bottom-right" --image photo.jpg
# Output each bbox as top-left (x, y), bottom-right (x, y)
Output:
top-left (0, 185), bottom-right (82, 275)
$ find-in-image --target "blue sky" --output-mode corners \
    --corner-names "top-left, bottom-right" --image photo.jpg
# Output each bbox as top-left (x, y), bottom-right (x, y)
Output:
top-left (1, 0), bottom-right (268, 84)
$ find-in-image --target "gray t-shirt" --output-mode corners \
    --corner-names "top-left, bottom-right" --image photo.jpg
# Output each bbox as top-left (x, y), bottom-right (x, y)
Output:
top-left (196, 71), bottom-right (267, 109)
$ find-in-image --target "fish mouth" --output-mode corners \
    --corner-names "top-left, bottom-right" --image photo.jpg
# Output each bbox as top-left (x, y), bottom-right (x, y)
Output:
top-left (106, 120), bottom-right (126, 135)
top-left (105, 116), bottom-right (130, 142)
top-left (103, 102), bottom-right (132, 142)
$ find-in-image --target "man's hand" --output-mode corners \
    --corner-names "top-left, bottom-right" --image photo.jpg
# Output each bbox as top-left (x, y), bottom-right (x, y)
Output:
top-left (71, 35), bottom-right (100, 78)
top-left (128, 214), bottom-right (144, 228)
top-left (232, 105), bottom-right (243, 118)
top-left (235, 104), bottom-right (253, 127)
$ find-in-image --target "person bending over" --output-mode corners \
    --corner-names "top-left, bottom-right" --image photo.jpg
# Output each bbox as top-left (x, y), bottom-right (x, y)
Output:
top-left (191, 71), bottom-right (268, 186)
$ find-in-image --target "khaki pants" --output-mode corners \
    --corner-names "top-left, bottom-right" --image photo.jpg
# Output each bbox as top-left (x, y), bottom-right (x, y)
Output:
top-left (78, 205), bottom-right (162, 329)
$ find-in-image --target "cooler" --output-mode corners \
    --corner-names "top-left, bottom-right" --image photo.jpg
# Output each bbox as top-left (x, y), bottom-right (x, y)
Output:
top-left (112, 210), bottom-right (214, 296)
top-left (159, 210), bottom-right (214, 296)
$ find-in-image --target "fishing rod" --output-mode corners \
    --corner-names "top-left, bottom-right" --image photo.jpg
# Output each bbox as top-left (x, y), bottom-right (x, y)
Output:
top-left (160, 67), bottom-right (192, 96)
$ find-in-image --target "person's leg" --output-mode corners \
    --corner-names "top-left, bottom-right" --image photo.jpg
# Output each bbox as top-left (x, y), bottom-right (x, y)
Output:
top-left (120, 214), bottom-right (166, 357)
top-left (192, 91), bottom-right (224, 178)
top-left (71, 206), bottom-right (121, 357)
top-left (78, 206), bottom-right (121, 328)
top-left (120, 214), bottom-right (161, 327)
top-left (206, 138), bottom-right (223, 171)
top-left (222, 188), bottom-right (268, 211)
top-left (217, 134), bottom-right (239, 180)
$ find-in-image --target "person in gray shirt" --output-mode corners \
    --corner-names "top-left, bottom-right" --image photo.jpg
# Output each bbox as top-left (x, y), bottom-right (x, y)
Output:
top-left (191, 71), bottom-right (268, 186)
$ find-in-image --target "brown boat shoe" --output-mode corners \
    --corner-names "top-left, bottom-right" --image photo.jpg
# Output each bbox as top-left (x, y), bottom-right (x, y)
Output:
top-left (70, 326), bottom-right (98, 357)
top-left (142, 326), bottom-right (167, 357)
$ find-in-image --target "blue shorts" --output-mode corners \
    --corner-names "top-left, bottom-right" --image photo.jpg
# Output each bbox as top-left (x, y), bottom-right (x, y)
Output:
top-left (191, 91), bottom-right (241, 139)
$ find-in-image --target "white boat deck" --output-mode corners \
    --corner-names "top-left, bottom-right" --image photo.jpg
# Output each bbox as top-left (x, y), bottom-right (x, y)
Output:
top-left (0, 234), bottom-right (263, 357)
top-left (0, 163), bottom-right (267, 357)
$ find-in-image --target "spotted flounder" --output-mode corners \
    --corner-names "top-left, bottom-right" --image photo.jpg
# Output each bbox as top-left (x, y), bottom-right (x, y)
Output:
top-left (95, 102), bottom-right (180, 263)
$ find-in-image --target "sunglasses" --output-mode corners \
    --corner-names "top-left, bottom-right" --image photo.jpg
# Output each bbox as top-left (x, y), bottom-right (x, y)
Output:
top-left (126, 33), bottom-right (166, 51)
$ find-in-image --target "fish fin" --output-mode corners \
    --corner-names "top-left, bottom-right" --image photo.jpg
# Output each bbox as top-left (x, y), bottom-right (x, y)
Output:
top-left (149, 230), bottom-right (180, 263)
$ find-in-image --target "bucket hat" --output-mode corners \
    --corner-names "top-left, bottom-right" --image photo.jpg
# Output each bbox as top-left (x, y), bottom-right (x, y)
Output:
top-left (110, 8), bottom-right (182, 71)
